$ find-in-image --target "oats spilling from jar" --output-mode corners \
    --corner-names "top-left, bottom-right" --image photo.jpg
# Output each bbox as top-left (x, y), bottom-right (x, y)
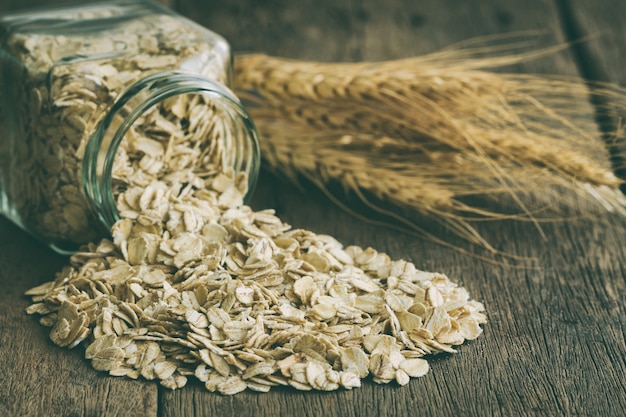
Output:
top-left (1, 10), bottom-right (231, 248)
top-left (26, 168), bottom-right (486, 394)
top-left (12, 2), bottom-right (484, 395)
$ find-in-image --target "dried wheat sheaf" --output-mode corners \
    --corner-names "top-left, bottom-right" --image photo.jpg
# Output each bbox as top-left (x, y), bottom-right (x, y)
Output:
top-left (233, 39), bottom-right (626, 251)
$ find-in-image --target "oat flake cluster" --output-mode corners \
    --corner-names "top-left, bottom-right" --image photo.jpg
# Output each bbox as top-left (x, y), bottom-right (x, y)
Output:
top-left (2, 10), bottom-right (228, 246)
top-left (26, 168), bottom-right (486, 394)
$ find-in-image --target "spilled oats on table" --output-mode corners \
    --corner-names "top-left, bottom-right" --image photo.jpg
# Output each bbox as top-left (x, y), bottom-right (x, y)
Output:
top-left (4, 0), bottom-right (486, 396)
top-left (25, 166), bottom-right (486, 394)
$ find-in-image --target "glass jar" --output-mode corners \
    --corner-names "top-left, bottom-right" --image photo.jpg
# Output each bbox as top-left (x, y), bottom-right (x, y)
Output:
top-left (0, 0), bottom-right (260, 253)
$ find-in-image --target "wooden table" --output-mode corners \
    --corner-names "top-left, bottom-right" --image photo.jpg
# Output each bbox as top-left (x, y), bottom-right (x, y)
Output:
top-left (1, 1), bottom-right (625, 416)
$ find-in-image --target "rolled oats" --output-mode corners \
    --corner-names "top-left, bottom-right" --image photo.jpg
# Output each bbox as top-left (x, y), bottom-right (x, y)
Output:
top-left (0, 1), bottom-right (257, 251)
top-left (26, 160), bottom-right (486, 393)
top-left (17, 1), bottom-right (485, 397)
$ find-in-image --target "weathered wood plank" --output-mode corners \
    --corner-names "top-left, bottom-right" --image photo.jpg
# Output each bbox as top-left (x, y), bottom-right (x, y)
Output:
top-left (180, 0), bottom-right (578, 72)
top-left (557, 0), bottom-right (626, 188)
top-left (559, 0), bottom-right (626, 86)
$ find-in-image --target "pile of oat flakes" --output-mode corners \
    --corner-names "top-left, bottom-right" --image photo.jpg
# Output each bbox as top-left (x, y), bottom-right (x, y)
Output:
top-left (26, 166), bottom-right (486, 394)
top-left (12, 3), bottom-right (486, 396)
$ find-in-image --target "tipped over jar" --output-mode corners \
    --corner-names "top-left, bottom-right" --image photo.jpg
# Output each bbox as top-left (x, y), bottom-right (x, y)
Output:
top-left (0, 0), bottom-right (260, 253)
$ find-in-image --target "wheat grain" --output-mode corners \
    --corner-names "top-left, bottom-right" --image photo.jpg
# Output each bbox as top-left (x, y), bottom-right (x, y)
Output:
top-left (235, 54), bottom-right (620, 184)
top-left (233, 50), bottom-right (626, 247)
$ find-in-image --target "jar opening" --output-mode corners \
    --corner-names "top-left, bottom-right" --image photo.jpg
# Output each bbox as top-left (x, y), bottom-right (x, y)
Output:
top-left (83, 71), bottom-right (260, 235)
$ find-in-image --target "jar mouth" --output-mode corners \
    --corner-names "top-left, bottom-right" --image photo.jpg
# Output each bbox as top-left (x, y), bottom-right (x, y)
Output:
top-left (82, 70), bottom-right (261, 234)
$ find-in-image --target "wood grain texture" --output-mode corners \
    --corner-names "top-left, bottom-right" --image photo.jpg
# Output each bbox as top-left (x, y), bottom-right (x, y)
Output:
top-left (559, 0), bottom-right (626, 86)
top-left (557, 0), bottom-right (626, 189)
top-left (179, 0), bottom-right (578, 73)
top-left (0, 0), bottom-right (625, 416)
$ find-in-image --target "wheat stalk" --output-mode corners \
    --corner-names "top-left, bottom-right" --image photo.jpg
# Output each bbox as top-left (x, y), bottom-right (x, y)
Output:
top-left (232, 44), bottom-right (626, 251)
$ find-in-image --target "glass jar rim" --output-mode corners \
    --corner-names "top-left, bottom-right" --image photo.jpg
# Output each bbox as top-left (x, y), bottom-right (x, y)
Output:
top-left (82, 70), bottom-right (261, 234)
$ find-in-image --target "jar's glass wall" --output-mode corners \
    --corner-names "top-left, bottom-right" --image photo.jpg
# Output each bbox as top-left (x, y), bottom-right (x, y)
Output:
top-left (0, 0), bottom-right (260, 253)
top-left (83, 72), bottom-right (260, 234)
top-left (0, 51), bottom-right (28, 228)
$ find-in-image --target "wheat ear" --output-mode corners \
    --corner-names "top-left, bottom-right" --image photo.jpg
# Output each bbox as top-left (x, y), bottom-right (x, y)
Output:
top-left (232, 47), bottom-right (626, 249)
